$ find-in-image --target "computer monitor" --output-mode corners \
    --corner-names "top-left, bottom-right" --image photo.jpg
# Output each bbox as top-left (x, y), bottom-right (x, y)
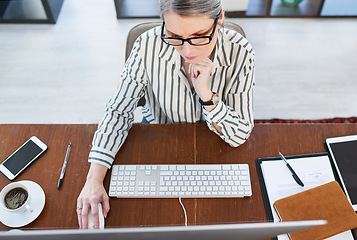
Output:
top-left (0, 220), bottom-right (326, 240)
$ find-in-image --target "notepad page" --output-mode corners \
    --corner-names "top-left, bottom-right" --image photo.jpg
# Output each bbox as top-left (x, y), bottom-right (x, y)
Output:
top-left (260, 155), bottom-right (354, 240)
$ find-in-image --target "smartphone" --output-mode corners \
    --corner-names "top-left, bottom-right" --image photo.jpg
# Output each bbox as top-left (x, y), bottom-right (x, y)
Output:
top-left (0, 136), bottom-right (47, 180)
top-left (325, 134), bottom-right (357, 211)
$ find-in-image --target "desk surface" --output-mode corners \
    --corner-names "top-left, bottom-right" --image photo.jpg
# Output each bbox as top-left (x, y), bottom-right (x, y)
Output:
top-left (0, 123), bottom-right (356, 230)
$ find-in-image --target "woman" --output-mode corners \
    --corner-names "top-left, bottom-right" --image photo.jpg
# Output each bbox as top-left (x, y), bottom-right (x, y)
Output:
top-left (77, 0), bottom-right (255, 228)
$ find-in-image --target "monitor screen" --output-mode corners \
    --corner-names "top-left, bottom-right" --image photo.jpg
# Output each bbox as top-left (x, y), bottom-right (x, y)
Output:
top-left (0, 220), bottom-right (326, 240)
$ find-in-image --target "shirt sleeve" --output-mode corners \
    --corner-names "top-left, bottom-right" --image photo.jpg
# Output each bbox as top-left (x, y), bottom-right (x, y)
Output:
top-left (202, 48), bottom-right (255, 148)
top-left (88, 36), bottom-right (147, 168)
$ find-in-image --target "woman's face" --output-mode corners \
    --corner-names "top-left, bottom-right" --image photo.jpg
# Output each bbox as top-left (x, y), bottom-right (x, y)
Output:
top-left (163, 11), bottom-right (222, 64)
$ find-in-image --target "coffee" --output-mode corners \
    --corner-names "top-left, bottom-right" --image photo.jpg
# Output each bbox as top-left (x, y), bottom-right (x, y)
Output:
top-left (4, 187), bottom-right (28, 210)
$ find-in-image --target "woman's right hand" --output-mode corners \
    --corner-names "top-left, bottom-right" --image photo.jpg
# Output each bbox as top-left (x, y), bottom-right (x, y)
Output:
top-left (77, 163), bottom-right (110, 229)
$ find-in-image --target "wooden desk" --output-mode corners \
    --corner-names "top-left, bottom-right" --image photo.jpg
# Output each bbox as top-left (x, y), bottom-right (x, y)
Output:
top-left (0, 123), bottom-right (356, 231)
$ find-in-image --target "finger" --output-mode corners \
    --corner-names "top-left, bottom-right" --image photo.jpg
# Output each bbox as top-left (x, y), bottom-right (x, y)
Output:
top-left (102, 196), bottom-right (110, 218)
top-left (189, 64), bottom-right (195, 78)
top-left (76, 198), bottom-right (83, 229)
top-left (203, 57), bottom-right (213, 64)
top-left (81, 199), bottom-right (90, 229)
top-left (90, 202), bottom-right (100, 229)
top-left (190, 63), bottom-right (195, 75)
top-left (195, 58), bottom-right (212, 68)
top-left (194, 65), bottom-right (209, 77)
top-left (77, 210), bottom-right (82, 229)
top-left (191, 64), bottom-right (199, 78)
top-left (191, 69), bottom-right (198, 79)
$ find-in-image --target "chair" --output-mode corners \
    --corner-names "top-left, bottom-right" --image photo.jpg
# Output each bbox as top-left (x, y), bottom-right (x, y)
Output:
top-left (125, 21), bottom-right (246, 106)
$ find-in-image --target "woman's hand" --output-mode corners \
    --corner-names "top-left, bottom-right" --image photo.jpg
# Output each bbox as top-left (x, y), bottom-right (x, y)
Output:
top-left (77, 163), bottom-right (110, 229)
top-left (189, 57), bottom-right (214, 100)
top-left (189, 58), bottom-right (222, 134)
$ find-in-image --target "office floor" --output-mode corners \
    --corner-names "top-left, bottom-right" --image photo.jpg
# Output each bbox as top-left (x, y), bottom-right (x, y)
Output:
top-left (0, 0), bottom-right (356, 124)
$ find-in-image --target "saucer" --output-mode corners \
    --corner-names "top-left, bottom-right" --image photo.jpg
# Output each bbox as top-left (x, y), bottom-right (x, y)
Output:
top-left (0, 180), bottom-right (45, 228)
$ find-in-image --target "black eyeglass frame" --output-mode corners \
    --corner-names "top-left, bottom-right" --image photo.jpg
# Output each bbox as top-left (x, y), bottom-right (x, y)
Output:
top-left (160, 17), bottom-right (219, 46)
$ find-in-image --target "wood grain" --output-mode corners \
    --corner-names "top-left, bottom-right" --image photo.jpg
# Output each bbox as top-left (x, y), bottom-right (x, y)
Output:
top-left (0, 123), bottom-right (356, 231)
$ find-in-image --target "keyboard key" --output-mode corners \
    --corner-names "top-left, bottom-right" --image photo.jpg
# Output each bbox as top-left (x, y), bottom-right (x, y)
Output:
top-left (239, 175), bottom-right (249, 181)
top-left (239, 165), bottom-right (248, 170)
top-left (126, 165), bottom-right (136, 171)
top-left (222, 165), bottom-right (231, 170)
top-left (112, 166), bottom-right (119, 175)
top-left (177, 165), bottom-right (185, 170)
top-left (161, 165), bottom-right (169, 170)
top-left (231, 165), bottom-right (239, 170)
top-left (161, 171), bottom-right (173, 176)
top-left (241, 181), bottom-right (250, 186)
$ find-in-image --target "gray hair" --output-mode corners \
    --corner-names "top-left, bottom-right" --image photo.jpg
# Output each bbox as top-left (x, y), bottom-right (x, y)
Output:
top-left (159, 0), bottom-right (222, 19)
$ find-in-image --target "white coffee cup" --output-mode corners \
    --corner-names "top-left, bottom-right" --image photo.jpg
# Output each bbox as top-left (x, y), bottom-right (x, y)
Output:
top-left (0, 182), bottom-right (33, 214)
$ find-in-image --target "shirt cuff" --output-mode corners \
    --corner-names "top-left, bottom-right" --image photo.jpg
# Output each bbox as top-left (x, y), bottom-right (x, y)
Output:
top-left (88, 146), bottom-right (116, 169)
top-left (202, 99), bottom-right (227, 126)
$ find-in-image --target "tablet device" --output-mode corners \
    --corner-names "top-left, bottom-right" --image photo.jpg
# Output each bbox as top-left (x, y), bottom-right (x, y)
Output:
top-left (325, 135), bottom-right (357, 211)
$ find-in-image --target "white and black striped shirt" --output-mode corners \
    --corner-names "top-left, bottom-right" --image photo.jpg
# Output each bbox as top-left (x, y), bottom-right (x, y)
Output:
top-left (89, 26), bottom-right (255, 168)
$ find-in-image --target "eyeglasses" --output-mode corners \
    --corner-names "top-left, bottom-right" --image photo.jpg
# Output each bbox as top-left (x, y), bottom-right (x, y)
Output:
top-left (161, 17), bottom-right (218, 46)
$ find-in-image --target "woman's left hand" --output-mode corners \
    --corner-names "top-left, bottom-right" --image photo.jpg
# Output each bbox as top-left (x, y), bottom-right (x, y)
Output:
top-left (189, 58), bottom-right (214, 99)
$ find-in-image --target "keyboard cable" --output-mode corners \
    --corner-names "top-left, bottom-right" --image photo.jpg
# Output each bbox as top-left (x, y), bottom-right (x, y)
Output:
top-left (178, 197), bottom-right (188, 227)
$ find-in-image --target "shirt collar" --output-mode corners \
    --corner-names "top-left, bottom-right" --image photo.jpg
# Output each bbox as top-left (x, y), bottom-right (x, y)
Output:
top-left (211, 29), bottom-right (231, 69)
top-left (159, 40), bottom-right (181, 67)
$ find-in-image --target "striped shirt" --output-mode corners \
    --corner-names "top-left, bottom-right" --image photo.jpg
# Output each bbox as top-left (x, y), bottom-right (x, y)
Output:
top-left (89, 26), bottom-right (255, 168)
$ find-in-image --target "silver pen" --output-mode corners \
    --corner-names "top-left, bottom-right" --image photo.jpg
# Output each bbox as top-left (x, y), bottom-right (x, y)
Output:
top-left (57, 143), bottom-right (71, 190)
top-left (279, 152), bottom-right (304, 187)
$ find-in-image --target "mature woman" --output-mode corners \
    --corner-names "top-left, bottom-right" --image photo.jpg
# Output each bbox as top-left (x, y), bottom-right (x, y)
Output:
top-left (77, 0), bottom-right (255, 228)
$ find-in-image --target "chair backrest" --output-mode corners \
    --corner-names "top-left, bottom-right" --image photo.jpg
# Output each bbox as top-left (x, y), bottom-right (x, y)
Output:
top-left (125, 21), bottom-right (246, 61)
top-left (125, 22), bottom-right (161, 61)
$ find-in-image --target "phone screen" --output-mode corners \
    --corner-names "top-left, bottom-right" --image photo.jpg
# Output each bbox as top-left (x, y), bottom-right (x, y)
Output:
top-left (329, 140), bottom-right (357, 205)
top-left (3, 140), bottom-right (43, 175)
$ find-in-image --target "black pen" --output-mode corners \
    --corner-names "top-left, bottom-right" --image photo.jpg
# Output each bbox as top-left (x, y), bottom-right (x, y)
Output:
top-left (57, 143), bottom-right (71, 190)
top-left (278, 152), bottom-right (304, 187)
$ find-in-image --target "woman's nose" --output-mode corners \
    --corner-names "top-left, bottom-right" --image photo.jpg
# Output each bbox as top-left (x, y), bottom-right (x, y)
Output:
top-left (181, 41), bottom-right (193, 55)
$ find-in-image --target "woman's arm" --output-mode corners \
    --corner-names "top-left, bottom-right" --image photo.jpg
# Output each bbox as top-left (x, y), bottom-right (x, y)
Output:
top-left (77, 35), bottom-right (147, 228)
top-left (191, 46), bottom-right (255, 147)
top-left (77, 163), bottom-right (109, 229)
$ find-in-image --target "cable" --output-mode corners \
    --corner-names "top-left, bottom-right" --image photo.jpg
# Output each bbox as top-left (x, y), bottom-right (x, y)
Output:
top-left (178, 197), bottom-right (188, 227)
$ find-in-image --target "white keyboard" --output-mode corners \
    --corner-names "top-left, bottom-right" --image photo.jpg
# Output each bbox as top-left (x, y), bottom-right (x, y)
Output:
top-left (109, 164), bottom-right (252, 198)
